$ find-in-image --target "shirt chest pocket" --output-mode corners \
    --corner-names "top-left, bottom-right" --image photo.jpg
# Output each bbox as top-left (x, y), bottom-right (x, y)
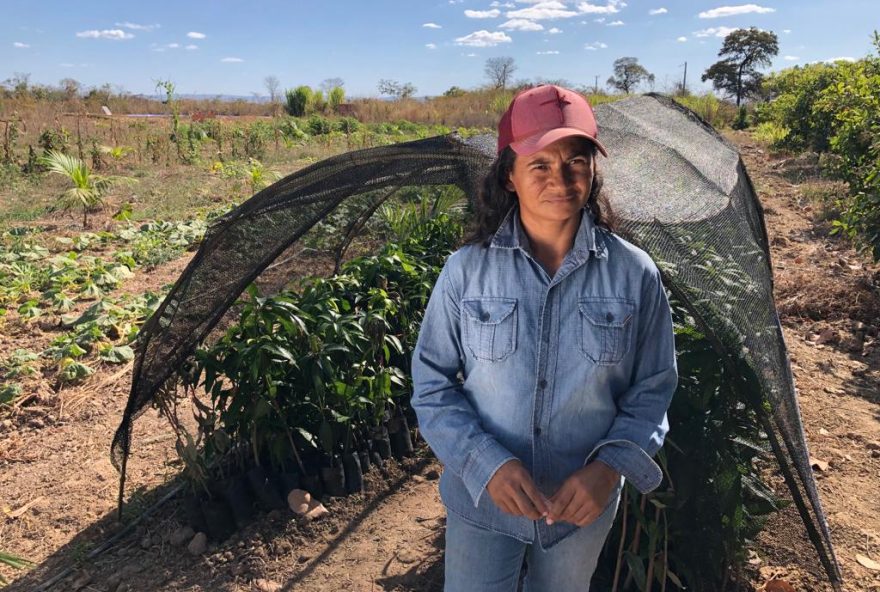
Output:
top-left (461, 297), bottom-right (518, 362)
top-left (577, 297), bottom-right (635, 365)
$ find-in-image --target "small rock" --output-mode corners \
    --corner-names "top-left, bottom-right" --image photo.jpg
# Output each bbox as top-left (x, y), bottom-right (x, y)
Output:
top-left (867, 441), bottom-right (880, 451)
top-left (411, 475), bottom-right (426, 483)
top-left (287, 489), bottom-right (311, 515)
top-left (302, 499), bottom-right (329, 522)
top-left (871, 450), bottom-right (880, 459)
top-left (818, 428), bottom-right (830, 437)
top-left (816, 328), bottom-right (838, 345)
top-left (187, 532), bottom-right (208, 556)
top-left (425, 469), bottom-right (440, 480)
top-left (170, 525), bottom-right (195, 546)
top-left (253, 579), bottom-right (281, 592)
top-left (139, 534), bottom-right (151, 549)
top-left (810, 457), bottom-right (829, 472)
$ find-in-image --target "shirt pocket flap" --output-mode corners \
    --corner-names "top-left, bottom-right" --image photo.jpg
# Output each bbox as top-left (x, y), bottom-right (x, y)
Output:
top-left (462, 297), bottom-right (517, 325)
top-left (577, 298), bottom-right (634, 327)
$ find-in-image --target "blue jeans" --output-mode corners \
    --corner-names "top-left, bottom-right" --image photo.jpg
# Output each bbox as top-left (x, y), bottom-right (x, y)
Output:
top-left (443, 489), bottom-right (621, 592)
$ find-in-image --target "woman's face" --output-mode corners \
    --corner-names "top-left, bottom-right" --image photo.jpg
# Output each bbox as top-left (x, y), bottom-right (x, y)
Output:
top-left (505, 135), bottom-right (595, 227)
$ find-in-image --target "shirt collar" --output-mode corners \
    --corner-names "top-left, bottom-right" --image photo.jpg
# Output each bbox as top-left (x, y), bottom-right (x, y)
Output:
top-left (489, 203), bottom-right (608, 261)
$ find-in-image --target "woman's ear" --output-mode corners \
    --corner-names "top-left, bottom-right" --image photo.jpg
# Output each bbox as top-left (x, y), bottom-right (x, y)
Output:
top-left (504, 174), bottom-right (516, 193)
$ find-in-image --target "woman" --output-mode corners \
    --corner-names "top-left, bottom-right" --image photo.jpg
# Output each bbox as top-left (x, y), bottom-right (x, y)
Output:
top-left (411, 84), bottom-right (678, 591)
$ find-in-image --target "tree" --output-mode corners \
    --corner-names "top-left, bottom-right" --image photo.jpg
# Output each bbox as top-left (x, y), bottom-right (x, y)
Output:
top-left (264, 75), bottom-right (281, 116)
top-left (59, 78), bottom-right (81, 100)
top-left (701, 27), bottom-right (779, 106)
top-left (284, 86), bottom-right (312, 117)
top-left (320, 78), bottom-right (345, 94)
top-left (606, 57), bottom-right (654, 94)
top-left (39, 150), bottom-right (135, 228)
top-left (328, 86), bottom-right (345, 112)
top-left (377, 79), bottom-right (417, 100)
top-left (485, 57), bottom-right (517, 90)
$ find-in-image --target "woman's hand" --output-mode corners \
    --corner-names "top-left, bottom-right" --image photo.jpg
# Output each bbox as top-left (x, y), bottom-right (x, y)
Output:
top-left (486, 459), bottom-right (550, 520)
top-left (545, 461), bottom-right (620, 527)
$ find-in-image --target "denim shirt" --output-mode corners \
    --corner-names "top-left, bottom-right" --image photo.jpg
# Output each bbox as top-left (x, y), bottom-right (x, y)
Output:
top-left (410, 203), bottom-right (678, 549)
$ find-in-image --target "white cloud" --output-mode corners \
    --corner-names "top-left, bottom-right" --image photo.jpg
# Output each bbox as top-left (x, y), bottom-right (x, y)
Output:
top-left (783, 55), bottom-right (798, 60)
top-left (187, 31), bottom-right (206, 39)
top-left (466, 53), bottom-right (478, 57)
top-left (455, 30), bottom-right (513, 46)
top-left (594, 17), bottom-right (606, 22)
top-left (426, 43), bottom-right (437, 49)
top-left (13, 42), bottom-right (30, 48)
top-left (649, 7), bottom-right (668, 15)
top-left (60, 62), bottom-right (92, 68)
top-left (577, 0), bottom-right (626, 15)
top-left (547, 26), bottom-right (563, 33)
top-left (167, 42), bottom-right (180, 48)
top-left (677, 36), bottom-right (687, 42)
top-left (423, 22), bottom-right (442, 28)
top-left (500, 19), bottom-right (544, 31)
top-left (76, 29), bottom-right (134, 40)
top-left (490, 1), bottom-right (516, 6)
top-left (698, 4), bottom-right (775, 18)
top-left (537, 50), bottom-right (560, 54)
top-left (115, 22), bottom-right (159, 31)
top-left (465, 9), bottom-right (501, 18)
top-left (693, 26), bottom-right (738, 38)
top-left (584, 41), bottom-right (608, 50)
top-left (783, 29), bottom-right (791, 34)
top-left (185, 44), bottom-right (198, 50)
top-left (822, 56), bottom-right (855, 63)
top-left (507, 1), bottom-right (578, 20)
top-left (221, 57), bottom-right (244, 63)
top-left (607, 20), bottom-right (624, 26)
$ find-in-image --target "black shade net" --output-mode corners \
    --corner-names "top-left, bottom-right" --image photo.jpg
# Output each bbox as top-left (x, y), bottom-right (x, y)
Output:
top-left (111, 93), bottom-right (841, 588)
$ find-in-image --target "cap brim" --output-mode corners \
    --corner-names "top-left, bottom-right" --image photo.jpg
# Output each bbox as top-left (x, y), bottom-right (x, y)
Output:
top-left (510, 127), bottom-right (609, 158)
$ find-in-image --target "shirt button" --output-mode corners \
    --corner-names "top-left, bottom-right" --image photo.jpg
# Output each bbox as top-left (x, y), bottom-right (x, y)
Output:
top-left (606, 312), bottom-right (614, 322)
top-left (538, 379), bottom-right (547, 389)
top-left (481, 312), bottom-right (490, 321)
top-left (534, 427), bottom-right (542, 436)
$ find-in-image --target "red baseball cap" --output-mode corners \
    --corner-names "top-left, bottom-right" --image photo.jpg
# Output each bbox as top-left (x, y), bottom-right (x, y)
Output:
top-left (497, 84), bottom-right (608, 158)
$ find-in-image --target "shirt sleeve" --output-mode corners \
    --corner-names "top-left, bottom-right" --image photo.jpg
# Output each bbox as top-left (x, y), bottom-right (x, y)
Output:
top-left (586, 265), bottom-right (678, 494)
top-left (410, 256), bottom-right (517, 507)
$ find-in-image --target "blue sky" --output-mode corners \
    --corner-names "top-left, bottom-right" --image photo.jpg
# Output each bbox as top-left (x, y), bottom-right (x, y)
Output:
top-left (3, 1), bottom-right (878, 99)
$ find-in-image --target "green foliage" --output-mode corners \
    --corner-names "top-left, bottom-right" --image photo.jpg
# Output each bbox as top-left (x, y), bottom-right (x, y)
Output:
top-left (307, 115), bottom-right (332, 136)
top-left (702, 27), bottom-right (779, 106)
top-left (756, 31), bottom-right (880, 259)
top-left (191, 203), bottom-right (463, 471)
top-left (39, 150), bottom-right (136, 228)
top-left (732, 105), bottom-right (749, 130)
top-left (607, 57), bottom-right (655, 94)
top-left (751, 121), bottom-right (789, 146)
top-left (334, 116), bottom-right (361, 134)
top-left (593, 303), bottom-right (782, 591)
top-left (328, 86), bottom-right (345, 112)
top-left (284, 86), bottom-right (312, 117)
top-left (0, 550), bottom-right (34, 584)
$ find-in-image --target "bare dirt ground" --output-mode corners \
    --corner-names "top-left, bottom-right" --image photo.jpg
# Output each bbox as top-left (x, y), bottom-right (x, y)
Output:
top-left (2, 130), bottom-right (879, 591)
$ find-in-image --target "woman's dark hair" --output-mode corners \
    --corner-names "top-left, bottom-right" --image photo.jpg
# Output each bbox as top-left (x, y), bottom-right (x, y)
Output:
top-left (464, 139), bottom-right (617, 246)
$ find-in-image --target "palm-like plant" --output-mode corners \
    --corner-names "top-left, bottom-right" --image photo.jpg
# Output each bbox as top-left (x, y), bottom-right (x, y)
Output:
top-left (1, 550), bottom-right (34, 585)
top-left (39, 150), bottom-right (135, 229)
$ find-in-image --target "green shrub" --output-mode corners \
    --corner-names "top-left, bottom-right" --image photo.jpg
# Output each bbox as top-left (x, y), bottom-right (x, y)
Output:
top-left (752, 121), bottom-right (789, 147)
top-left (328, 86), bottom-right (345, 112)
top-left (284, 86), bottom-right (312, 117)
top-left (307, 115), bottom-right (332, 136)
top-left (334, 116), bottom-right (361, 134)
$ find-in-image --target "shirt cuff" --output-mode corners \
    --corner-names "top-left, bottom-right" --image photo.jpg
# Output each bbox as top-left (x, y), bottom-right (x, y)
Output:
top-left (460, 439), bottom-right (517, 508)
top-left (588, 440), bottom-right (663, 494)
